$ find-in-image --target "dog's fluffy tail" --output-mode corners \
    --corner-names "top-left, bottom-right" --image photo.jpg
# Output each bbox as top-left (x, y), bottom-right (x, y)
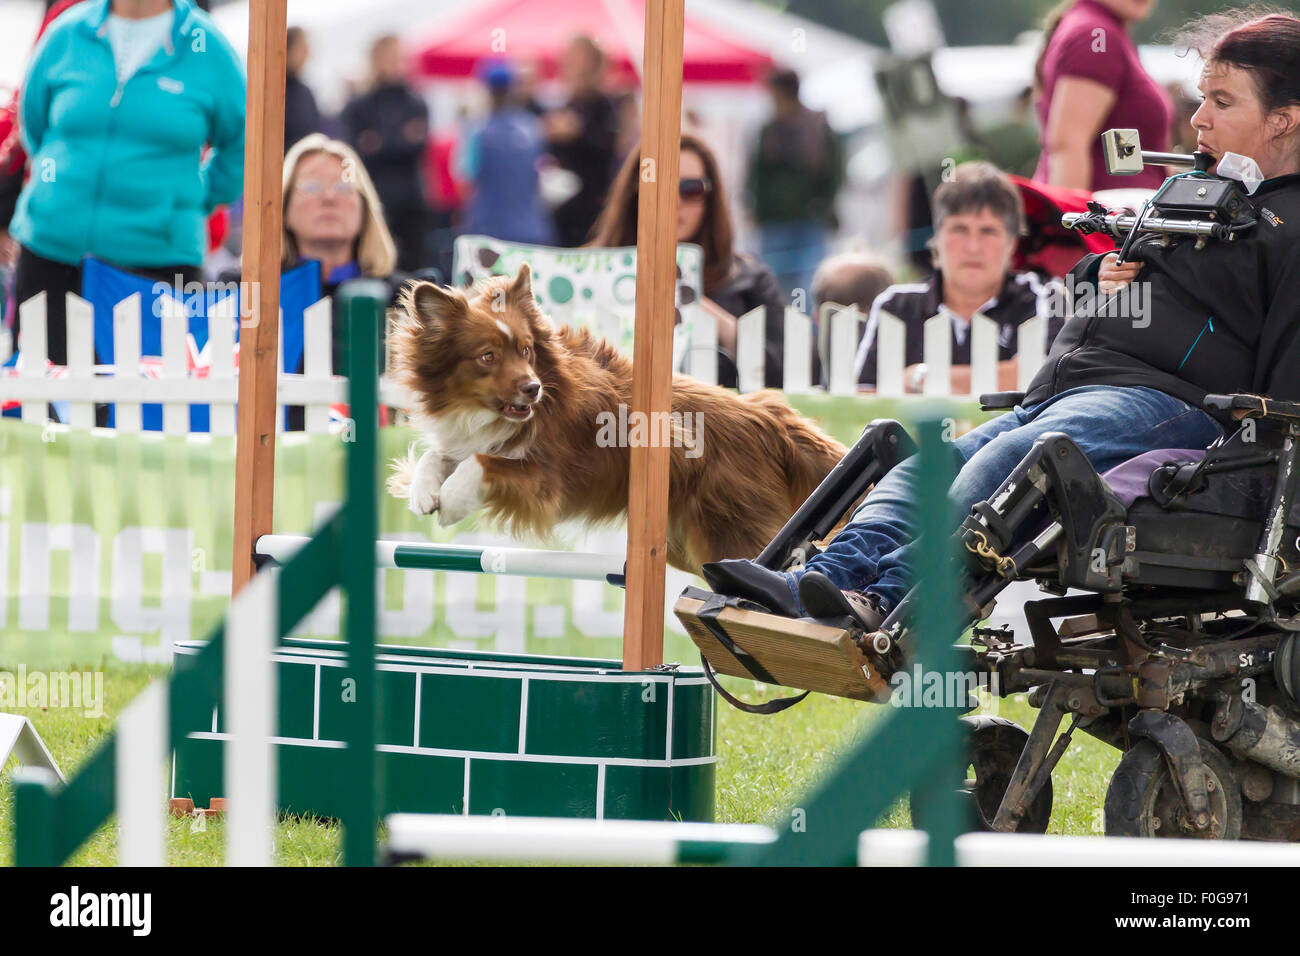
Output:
top-left (386, 443), bottom-right (420, 500)
top-left (743, 390), bottom-right (847, 506)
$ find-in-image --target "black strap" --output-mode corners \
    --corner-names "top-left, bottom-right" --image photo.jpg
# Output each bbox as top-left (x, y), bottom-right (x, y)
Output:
top-left (696, 594), bottom-right (809, 715)
top-left (699, 653), bottom-right (810, 715)
top-left (697, 594), bottom-right (781, 683)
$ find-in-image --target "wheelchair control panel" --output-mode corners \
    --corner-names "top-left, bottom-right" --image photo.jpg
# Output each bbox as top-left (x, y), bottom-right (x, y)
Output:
top-left (1062, 129), bottom-right (1259, 256)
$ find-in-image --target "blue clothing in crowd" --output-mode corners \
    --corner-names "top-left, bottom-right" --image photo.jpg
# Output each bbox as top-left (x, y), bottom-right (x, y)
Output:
top-left (461, 108), bottom-right (555, 246)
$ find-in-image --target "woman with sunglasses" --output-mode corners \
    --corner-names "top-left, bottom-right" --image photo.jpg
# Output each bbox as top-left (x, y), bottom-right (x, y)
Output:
top-left (590, 132), bottom-right (807, 389)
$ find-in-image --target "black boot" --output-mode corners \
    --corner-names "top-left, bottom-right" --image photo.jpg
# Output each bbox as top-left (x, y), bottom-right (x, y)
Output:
top-left (798, 571), bottom-right (885, 630)
top-left (699, 559), bottom-right (801, 617)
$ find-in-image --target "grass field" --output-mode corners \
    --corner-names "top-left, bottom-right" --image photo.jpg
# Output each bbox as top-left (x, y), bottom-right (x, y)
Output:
top-left (0, 658), bottom-right (1122, 865)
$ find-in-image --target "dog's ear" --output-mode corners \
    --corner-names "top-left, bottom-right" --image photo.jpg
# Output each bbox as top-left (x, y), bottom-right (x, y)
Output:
top-left (403, 280), bottom-right (467, 327)
top-left (507, 263), bottom-right (534, 306)
top-left (506, 263), bottom-right (555, 337)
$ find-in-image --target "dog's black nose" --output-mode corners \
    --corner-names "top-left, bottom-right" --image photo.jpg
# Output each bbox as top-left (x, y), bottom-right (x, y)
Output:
top-left (521, 381), bottom-right (541, 401)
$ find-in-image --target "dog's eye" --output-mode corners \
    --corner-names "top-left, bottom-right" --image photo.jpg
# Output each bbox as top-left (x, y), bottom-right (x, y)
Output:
top-left (522, 345), bottom-right (533, 360)
top-left (479, 351), bottom-right (497, 365)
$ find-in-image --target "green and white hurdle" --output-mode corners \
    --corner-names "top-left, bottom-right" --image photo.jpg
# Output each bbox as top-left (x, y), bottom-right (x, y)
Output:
top-left (254, 534), bottom-right (624, 581)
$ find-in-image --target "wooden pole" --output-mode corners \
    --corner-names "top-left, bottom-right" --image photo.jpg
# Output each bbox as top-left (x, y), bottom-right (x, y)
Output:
top-left (622, 0), bottom-right (684, 671)
top-left (232, 0), bottom-right (288, 595)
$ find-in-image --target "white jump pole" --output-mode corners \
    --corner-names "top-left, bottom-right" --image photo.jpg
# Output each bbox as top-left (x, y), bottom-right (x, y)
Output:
top-left (254, 534), bottom-right (625, 581)
top-left (859, 829), bottom-right (1300, 867)
top-left (385, 814), bottom-right (775, 865)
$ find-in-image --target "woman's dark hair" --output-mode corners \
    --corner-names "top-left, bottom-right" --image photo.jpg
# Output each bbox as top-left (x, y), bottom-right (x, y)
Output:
top-left (1175, 8), bottom-right (1300, 131)
top-left (1032, 0), bottom-right (1077, 97)
top-left (588, 132), bottom-right (735, 294)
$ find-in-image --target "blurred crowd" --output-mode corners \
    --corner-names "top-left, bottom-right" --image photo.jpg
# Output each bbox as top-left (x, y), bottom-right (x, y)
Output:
top-left (0, 0), bottom-right (1204, 398)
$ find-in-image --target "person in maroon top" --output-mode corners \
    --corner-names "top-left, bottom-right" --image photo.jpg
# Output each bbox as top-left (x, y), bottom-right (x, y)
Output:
top-left (1034, 0), bottom-right (1173, 190)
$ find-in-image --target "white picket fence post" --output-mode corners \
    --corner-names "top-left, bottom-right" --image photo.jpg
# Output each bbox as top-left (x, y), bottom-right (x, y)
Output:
top-left (827, 305), bottom-right (863, 396)
top-left (735, 307), bottom-right (765, 393)
top-left (17, 292), bottom-right (48, 426)
top-left (302, 298), bottom-right (333, 435)
top-left (160, 295), bottom-right (189, 437)
top-left (66, 294), bottom-right (96, 430)
top-left (1017, 316), bottom-right (1046, 392)
top-left (209, 294), bottom-right (239, 435)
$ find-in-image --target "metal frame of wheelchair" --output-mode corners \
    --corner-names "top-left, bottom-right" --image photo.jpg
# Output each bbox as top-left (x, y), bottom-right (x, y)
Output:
top-left (676, 393), bottom-right (1300, 840)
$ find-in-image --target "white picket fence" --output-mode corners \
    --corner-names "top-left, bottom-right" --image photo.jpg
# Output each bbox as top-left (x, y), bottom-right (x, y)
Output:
top-left (691, 300), bottom-right (1045, 397)
top-left (0, 292), bottom-right (1041, 435)
top-left (1, 290), bottom-right (409, 435)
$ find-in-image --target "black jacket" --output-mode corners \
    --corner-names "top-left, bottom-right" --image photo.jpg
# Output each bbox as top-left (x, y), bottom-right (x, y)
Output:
top-left (549, 91), bottom-right (619, 247)
top-left (709, 252), bottom-right (822, 389)
top-left (284, 74), bottom-right (323, 154)
top-left (854, 271), bottom-right (1065, 386)
top-left (1022, 173), bottom-right (1300, 411)
top-left (339, 83), bottom-right (429, 210)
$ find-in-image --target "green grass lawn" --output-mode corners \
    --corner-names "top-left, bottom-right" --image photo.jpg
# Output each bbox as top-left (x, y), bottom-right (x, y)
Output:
top-left (0, 660), bottom-right (1122, 866)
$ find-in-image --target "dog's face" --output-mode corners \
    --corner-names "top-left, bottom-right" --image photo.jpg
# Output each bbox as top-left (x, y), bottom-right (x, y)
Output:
top-left (394, 265), bottom-right (550, 424)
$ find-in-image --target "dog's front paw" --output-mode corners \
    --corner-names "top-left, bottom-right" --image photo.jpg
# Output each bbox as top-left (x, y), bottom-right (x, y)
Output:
top-left (437, 457), bottom-right (484, 526)
top-left (407, 467), bottom-right (443, 516)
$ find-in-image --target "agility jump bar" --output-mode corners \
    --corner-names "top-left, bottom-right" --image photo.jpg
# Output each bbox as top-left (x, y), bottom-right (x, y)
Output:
top-left (255, 534), bottom-right (626, 582)
top-left (385, 814), bottom-right (776, 865)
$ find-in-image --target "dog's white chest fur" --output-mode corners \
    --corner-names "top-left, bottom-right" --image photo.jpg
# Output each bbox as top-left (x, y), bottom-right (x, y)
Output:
top-left (428, 408), bottom-right (523, 460)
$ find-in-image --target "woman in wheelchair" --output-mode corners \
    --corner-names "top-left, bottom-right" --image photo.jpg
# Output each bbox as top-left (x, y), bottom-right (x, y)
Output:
top-left (703, 10), bottom-right (1300, 637)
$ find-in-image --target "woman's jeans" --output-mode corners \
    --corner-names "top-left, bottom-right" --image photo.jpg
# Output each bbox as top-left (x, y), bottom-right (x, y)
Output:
top-left (791, 385), bottom-right (1224, 613)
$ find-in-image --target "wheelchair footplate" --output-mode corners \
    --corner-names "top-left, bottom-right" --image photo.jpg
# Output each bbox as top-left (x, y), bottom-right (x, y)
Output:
top-left (673, 586), bottom-right (892, 705)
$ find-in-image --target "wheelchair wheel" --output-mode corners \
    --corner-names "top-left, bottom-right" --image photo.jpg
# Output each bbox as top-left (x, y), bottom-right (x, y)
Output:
top-left (961, 716), bottom-right (1053, 834)
top-left (1104, 739), bottom-right (1242, 839)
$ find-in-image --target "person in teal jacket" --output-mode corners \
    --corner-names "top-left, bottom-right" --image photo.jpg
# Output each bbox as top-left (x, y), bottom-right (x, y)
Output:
top-left (9, 0), bottom-right (245, 365)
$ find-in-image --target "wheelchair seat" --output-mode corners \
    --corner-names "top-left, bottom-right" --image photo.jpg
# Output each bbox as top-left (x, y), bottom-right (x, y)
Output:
top-left (1092, 434), bottom-right (1300, 591)
top-left (1100, 448), bottom-right (1207, 508)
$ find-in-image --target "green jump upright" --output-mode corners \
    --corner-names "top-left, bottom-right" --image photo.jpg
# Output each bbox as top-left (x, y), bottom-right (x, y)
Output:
top-left (337, 282), bottom-right (385, 866)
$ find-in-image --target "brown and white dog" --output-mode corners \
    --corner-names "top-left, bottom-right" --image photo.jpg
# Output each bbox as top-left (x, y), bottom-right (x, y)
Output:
top-left (386, 264), bottom-right (845, 576)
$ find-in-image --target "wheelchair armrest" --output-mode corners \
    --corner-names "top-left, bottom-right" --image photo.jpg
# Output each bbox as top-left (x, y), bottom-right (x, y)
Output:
top-left (978, 391), bottom-right (1025, 412)
top-left (1203, 393), bottom-right (1300, 423)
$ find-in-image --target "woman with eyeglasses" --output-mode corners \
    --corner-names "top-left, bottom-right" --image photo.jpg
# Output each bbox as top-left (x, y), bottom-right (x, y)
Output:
top-left (590, 132), bottom-right (806, 389)
top-left (221, 134), bottom-right (425, 427)
top-left (280, 133), bottom-right (401, 298)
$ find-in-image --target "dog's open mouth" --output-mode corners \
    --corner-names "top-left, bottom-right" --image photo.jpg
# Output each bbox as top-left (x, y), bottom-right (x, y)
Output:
top-left (501, 403), bottom-right (534, 422)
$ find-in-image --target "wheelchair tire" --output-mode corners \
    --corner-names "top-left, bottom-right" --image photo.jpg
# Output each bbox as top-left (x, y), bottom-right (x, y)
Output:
top-left (1104, 738), bottom-right (1242, 839)
top-left (961, 715), bottom-right (1053, 834)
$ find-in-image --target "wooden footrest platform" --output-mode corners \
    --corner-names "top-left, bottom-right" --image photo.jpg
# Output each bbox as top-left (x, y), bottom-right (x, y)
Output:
top-left (674, 588), bottom-right (892, 703)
